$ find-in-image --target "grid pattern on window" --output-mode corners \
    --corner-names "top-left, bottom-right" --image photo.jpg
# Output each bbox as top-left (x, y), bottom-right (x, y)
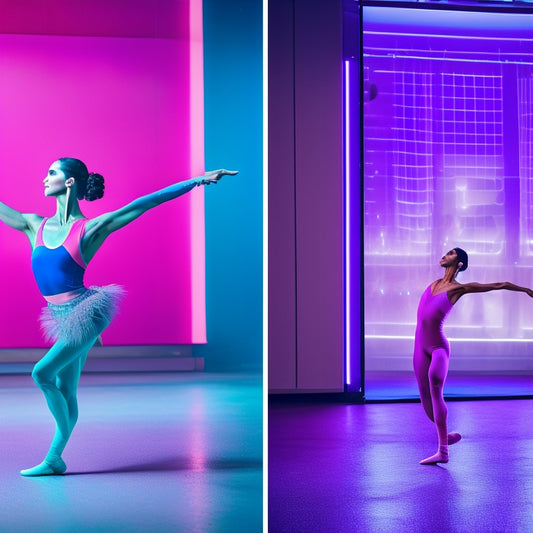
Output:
top-left (364, 66), bottom-right (507, 258)
top-left (519, 74), bottom-right (533, 255)
top-left (439, 72), bottom-right (505, 255)
top-left (392, 71), bottom-right (435, 254)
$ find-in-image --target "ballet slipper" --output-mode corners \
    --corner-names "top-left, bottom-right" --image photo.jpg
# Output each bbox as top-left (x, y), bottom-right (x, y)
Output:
top-left (20, 457), bottom-right (67, 477)
top-left (448, 432), bottom-right (461, 445)
top-left (420, 446), bottom-right (449, 465)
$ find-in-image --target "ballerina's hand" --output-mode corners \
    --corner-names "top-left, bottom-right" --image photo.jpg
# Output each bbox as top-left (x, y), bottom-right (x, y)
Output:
top-left (200, 169), bottom-right (239, 185)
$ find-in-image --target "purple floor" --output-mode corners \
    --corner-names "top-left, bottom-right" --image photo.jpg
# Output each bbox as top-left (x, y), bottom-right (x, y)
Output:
top-left (0, 372), bottom-right (262, 532)
top-left (269, 396), bottom-right (533, 533)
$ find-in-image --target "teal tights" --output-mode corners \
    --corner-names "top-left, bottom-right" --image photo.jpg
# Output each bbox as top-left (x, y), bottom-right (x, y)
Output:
top-left (21, 315), bottom-right (108, 476)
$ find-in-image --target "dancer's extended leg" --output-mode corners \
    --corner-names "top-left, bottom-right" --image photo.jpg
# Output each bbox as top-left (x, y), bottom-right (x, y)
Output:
top-left (420, 348), bottom-right (450, 465)
top-left (414, 345), bottom-right (461, 447)
top-left (20, 336), bottom-right (97, 477)
top-left (413, 346), bottom-right (434, 421)
top-left (57, 350), bottom-right (90, 435)
top-left (21, 309), bottom-right (110, 477)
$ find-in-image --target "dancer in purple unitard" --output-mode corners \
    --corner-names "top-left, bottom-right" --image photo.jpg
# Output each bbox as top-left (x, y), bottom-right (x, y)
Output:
top-left (414, 247), bottom-right (533, 465)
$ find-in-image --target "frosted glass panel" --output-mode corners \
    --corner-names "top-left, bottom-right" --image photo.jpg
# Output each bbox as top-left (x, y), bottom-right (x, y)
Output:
top-left (363, 8), bottom-right (533, 372)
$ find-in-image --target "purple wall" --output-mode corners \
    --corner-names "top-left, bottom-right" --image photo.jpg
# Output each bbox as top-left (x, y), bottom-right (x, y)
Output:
top-left (269, 0), bottom-right (344, 392)
top-left (0, 0), bottom-right (206, 347)
top-left (268, 0), bottom-right (296, 389)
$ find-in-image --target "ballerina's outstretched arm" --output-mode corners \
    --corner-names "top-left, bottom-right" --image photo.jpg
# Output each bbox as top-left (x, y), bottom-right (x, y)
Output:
top-left (447, 281), bottom-right (533, 305)
top-left (0, 200), bottom-right (44, 234)
top-left (81, 169), bottom-right (238, 261)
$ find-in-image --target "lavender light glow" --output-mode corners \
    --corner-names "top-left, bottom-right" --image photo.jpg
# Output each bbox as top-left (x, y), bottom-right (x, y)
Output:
top-left (359, 8), bottom-right (533, 373)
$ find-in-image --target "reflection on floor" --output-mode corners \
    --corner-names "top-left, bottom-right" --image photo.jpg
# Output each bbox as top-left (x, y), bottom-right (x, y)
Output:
top-left (0, 372), bottom-right (262, 533)
top-left (365, 371), bottom-right (533, 401)
top-left (269, 396), bottom-right (533, 533)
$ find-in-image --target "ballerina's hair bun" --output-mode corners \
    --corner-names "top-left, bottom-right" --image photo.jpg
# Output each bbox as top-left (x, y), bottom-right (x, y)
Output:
top-left (453, 247), bottom-right (468, 272)
top-left (58, 157), bottom-right (105, 202)
top-left (85, 172), bottom-right (105, 201)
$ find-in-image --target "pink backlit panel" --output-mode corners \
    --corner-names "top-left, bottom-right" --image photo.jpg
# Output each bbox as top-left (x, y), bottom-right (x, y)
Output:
top-left (0, 3), bottom-right (206, 347)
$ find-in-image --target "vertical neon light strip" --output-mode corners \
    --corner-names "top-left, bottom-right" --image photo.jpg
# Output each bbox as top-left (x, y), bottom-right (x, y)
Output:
top-left (263, 0), bottom-right (268, 531)
top-left (344, 59), bottom-right (352, 387)
top-left (190, 0), bottom-right (207, 343)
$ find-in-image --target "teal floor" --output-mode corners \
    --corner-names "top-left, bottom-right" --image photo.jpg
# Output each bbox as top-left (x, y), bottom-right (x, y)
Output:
top-left (0, 372), bottom-right (263, 532)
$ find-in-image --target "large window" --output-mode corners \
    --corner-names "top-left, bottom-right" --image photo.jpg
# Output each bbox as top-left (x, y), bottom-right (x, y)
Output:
top-left (361, 8), bottom-right (533, 373)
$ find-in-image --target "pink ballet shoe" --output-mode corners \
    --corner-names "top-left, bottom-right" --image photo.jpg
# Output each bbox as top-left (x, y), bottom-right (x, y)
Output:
top-left (448, 432), bottom-right (462, 445)
top-left (420, 446), bottom-right (449, 465)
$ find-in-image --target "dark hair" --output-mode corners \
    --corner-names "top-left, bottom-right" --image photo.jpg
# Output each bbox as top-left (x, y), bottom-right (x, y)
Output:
top-left (58, 157), bottom-right (105, 201)
top-left (453, 247), bottom-right (468, 272)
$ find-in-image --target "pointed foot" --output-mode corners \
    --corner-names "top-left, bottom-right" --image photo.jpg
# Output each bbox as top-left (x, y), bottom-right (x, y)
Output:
top-left (448, 432), bottom-right (462, 445)
top-left (20, 457), bottom-right (67, 477)
top-left (420, 451), bottom-right (449, 465)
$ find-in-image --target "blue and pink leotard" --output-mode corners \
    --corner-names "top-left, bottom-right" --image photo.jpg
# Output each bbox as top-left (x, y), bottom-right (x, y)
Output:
top-left (31, 218), bottom-right (88, 303)
top-left (30, 217), bottom-right (123, 344)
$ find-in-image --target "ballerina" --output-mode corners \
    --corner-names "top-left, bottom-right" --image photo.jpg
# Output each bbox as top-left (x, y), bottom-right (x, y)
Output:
top-left (0, 157), bottom-right (237, 475)
top-left (414, 247), bottom-right (533, 464)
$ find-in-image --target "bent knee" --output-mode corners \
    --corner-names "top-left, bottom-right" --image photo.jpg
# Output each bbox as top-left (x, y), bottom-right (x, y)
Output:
top-left (428, 372), bottom-right (446, 389)
top-left (429, 375), bottom-right (445, 389)
top-left (32, 366), bottom-right (55, 387)
top-left (428, 366), bottom-right (446, 387)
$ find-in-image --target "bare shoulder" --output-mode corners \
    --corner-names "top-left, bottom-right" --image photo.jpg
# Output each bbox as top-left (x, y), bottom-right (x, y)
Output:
top-left (83, 212), bottom-right (115, 232)
top-left (24, 212), bottom-right (44, 225)
top-left (446, 282), bottom-right (465, 304)
top-left (22, 213), bottom-right (45, 235)
top-left (430, 279), bottom-right (443, 291)
top-left (83, 215), bottom-right (100, 231)
top-left (82, 214), bottom-right (111, 241)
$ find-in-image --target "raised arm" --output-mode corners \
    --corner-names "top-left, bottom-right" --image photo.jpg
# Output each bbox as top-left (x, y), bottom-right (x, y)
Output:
top-left (448, 281), bottom-right (533, 304)
top-left (82, 169), bottom-right (237, 260)
top-left (0, 200), bottom-right (42, 239)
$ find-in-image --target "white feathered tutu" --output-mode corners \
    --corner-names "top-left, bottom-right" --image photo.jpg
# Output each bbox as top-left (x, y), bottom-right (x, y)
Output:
top-left (39, 285), bottom-right (125, 345)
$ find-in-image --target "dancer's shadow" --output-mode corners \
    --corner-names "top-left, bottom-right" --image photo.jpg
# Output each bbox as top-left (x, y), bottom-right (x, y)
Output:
top-left (66, 456), bottom-right (263, 475)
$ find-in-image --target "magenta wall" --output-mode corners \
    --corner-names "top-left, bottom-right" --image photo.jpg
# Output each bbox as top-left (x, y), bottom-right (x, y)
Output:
top-left (0, 0), bottom-right (206, 347)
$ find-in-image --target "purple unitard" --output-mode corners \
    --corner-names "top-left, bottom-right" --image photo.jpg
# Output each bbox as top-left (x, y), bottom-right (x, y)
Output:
top-left (414, 285), bottom-right (453, 358)
top-left (413, 284), bottom-right (457, 464)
